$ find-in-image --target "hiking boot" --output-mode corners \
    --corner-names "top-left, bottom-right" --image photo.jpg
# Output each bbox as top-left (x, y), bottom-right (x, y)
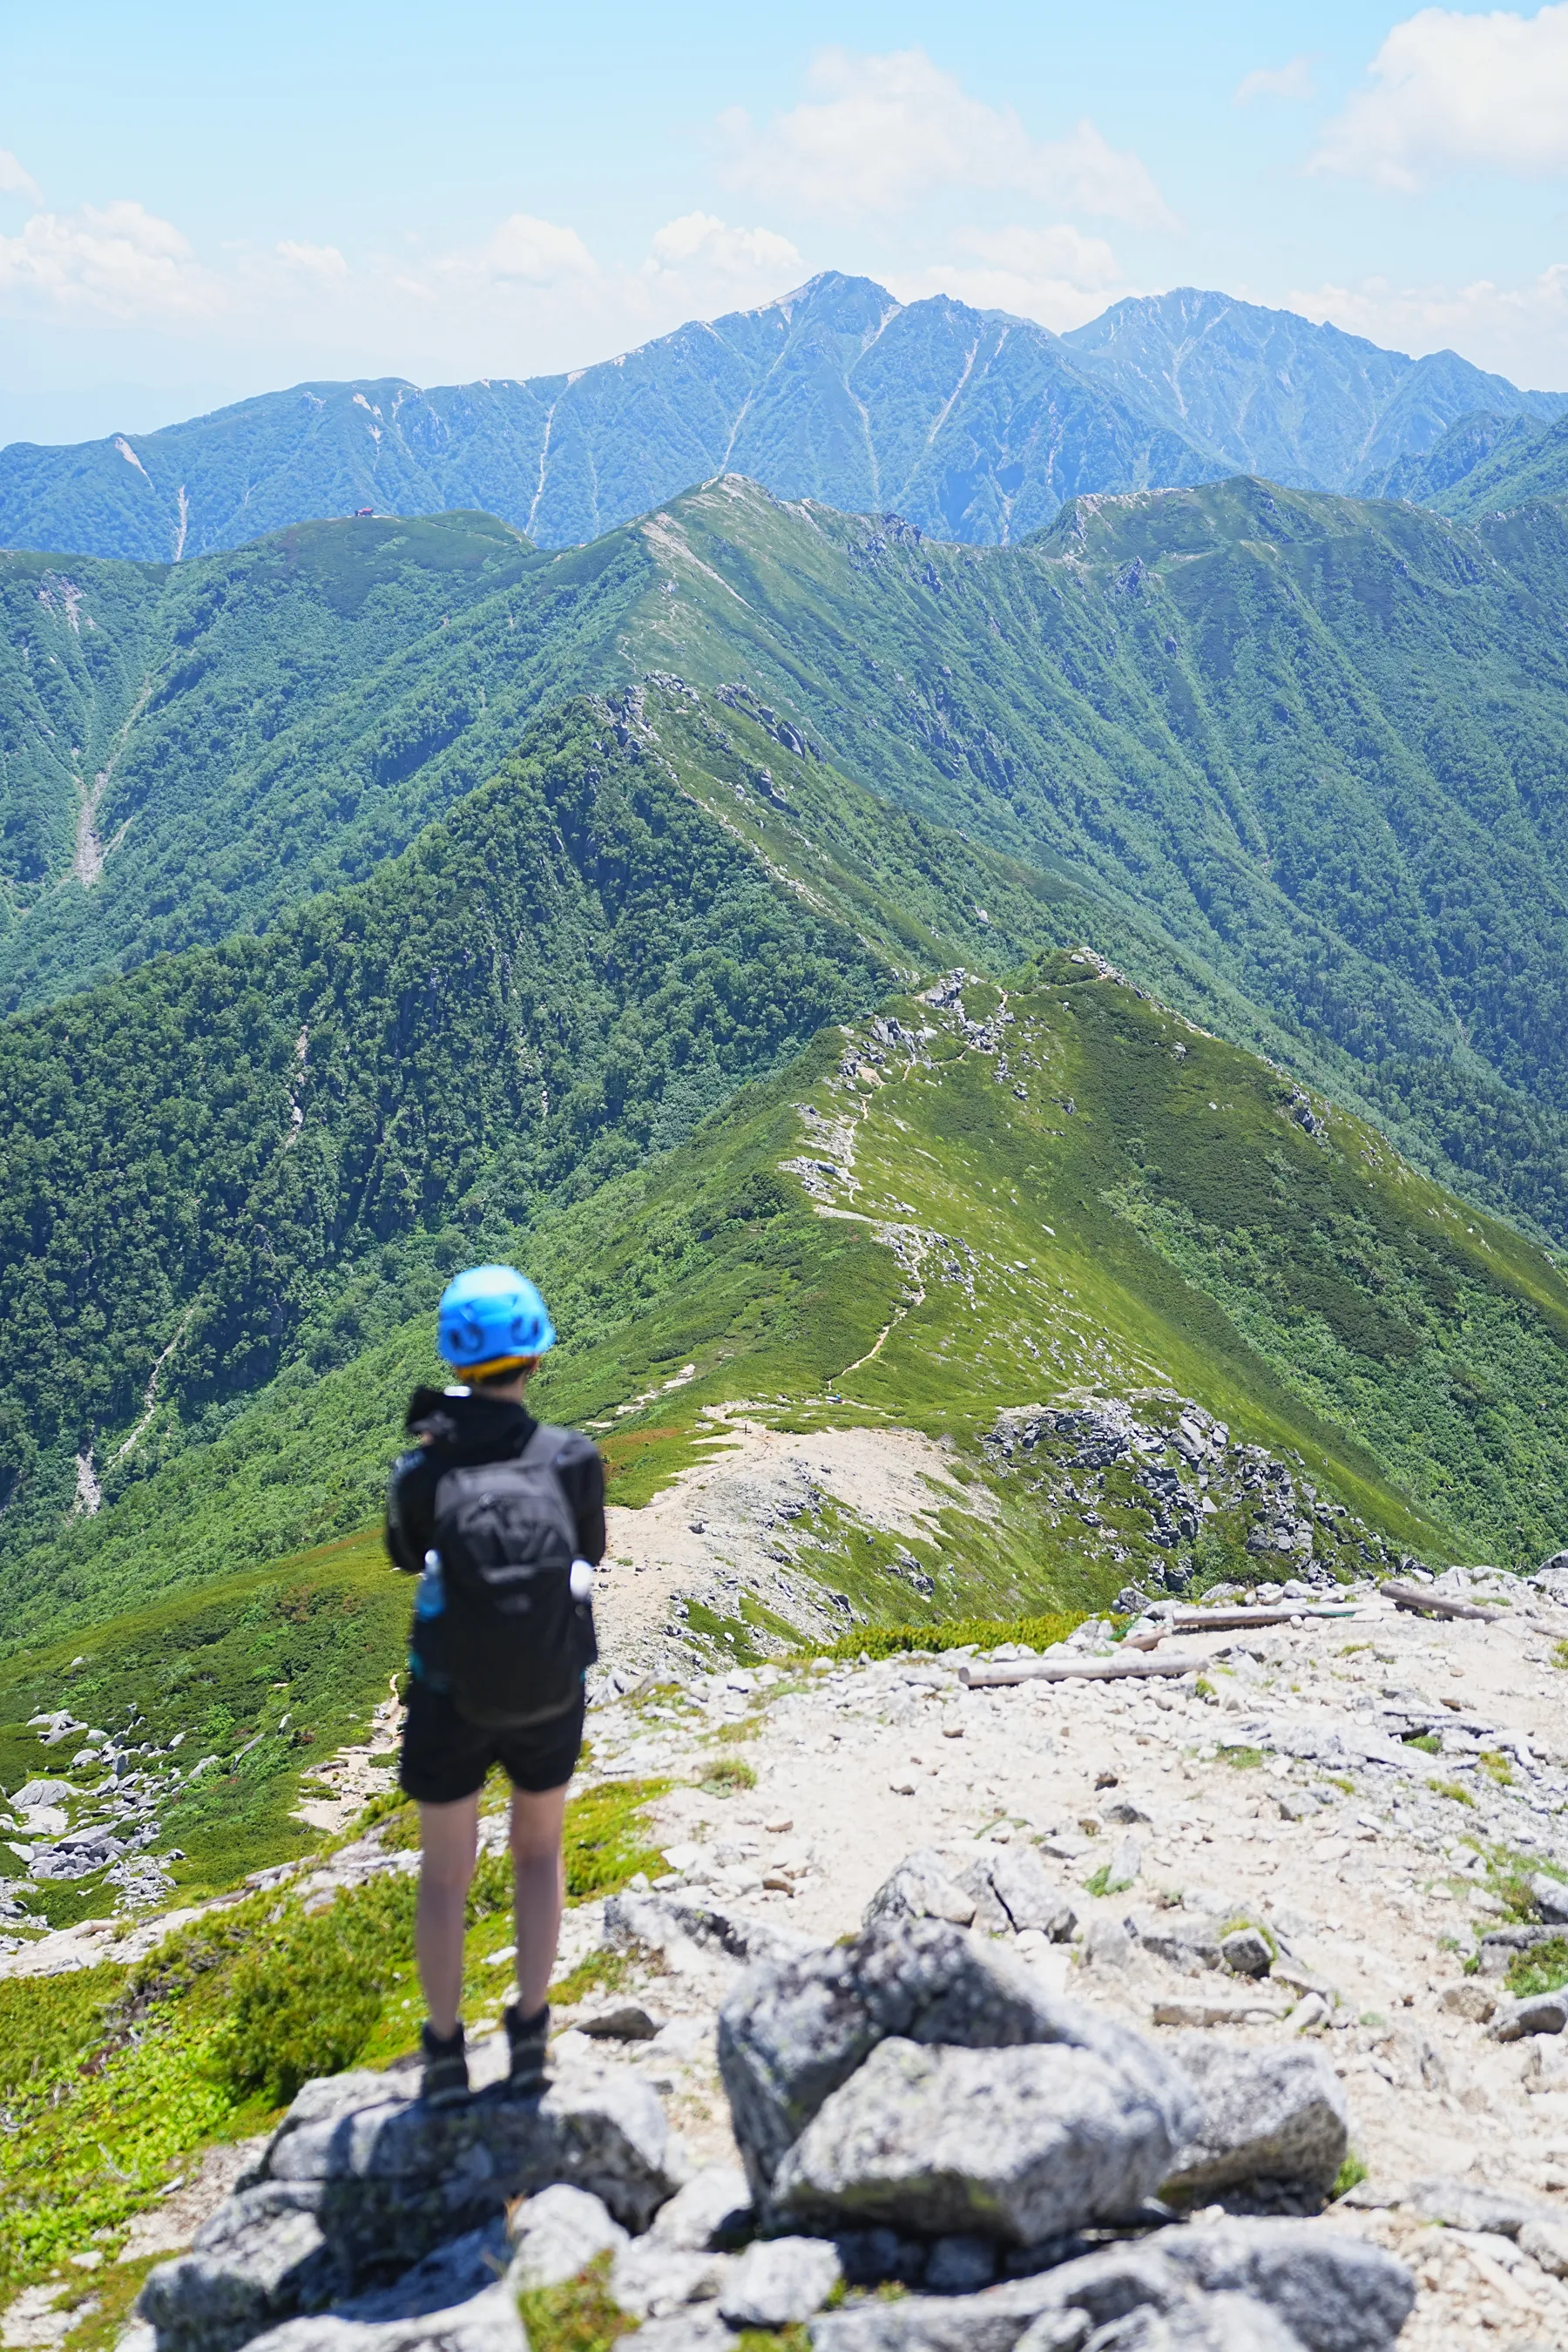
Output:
top-left (420, 2020), bottom-right (470, 2105)
top-left (504, 2000), bottom-right (551, 2096)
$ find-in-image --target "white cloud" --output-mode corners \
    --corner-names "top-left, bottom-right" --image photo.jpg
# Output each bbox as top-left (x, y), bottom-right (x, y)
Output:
top-left (1234, 56), bottom-right (1316, 105)
top-left (645, 211), bottom-right (801, 281)
top-left (720, 47), bottom-right (1178, 229)
top-left (0, 150), bottom-right (42, 203)
top-left (1315, 4), bottom-right (1568, 189)
top-left (276, 240), bottom-right (348, 279)
top-left (442, 213), bottom-right (598, 286)
top-left (1290, 264), bottom-right (1568, 388)
top-left (0, 199), bottom-right (219, 319)
top-left (890, 222), bottom-right (1127, 333)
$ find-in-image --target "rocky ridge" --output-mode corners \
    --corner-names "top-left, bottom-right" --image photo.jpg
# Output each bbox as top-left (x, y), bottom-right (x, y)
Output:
top-left (11, 1558), bottom-right (1568, 2348)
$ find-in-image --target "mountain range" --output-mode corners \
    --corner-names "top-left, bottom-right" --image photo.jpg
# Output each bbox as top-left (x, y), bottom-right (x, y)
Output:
top-left (2, 275), bottom-right (1564, 565)
top-left (7, 476), bottom-right (1568, 1250)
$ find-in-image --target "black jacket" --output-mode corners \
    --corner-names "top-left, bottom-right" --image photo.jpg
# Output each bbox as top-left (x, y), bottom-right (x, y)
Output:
top-left (385, 1388), bottom-right (606, 1601)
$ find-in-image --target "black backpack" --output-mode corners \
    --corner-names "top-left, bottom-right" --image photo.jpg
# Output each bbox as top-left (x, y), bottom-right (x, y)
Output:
top-left (431, 1423), bottom-right (598, 1728)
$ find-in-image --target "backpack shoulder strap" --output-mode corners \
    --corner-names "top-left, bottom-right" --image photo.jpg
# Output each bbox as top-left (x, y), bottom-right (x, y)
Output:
top-left (518, 1421), bottom-right (569, 1467)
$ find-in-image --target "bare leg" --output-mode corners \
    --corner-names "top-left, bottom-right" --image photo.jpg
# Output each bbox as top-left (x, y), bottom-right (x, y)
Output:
top-left (416, 1795), bottom-right (480, 2038)
top-left (509, 1782), bottom-right (570, 2016)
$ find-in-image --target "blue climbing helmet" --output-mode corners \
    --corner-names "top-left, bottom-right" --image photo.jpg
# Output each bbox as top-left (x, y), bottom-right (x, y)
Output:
top-left (437, 1264), bottom-right (556, 1375)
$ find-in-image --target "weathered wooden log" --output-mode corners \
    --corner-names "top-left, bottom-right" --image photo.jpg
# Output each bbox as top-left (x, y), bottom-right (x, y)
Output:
top-left (1125, 1602), bottom-right (1365, 1649)
top-left (959, 1650), bottom-right (1207, 1688)
top-left (1384, 1579), bottom-right (1502, 1623)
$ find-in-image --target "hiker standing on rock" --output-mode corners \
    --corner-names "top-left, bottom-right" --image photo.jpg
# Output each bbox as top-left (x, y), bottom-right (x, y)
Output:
top-left (386, 1265), bottom-right (604, 2105)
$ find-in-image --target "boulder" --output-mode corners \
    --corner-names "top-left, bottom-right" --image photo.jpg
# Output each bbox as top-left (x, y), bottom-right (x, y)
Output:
top-left (772, 2037), bottom-right (1186, 2243)
top-left (1406, 2174), bottom-right (1565, 2236)
top-left (716, 2235), bottom-right (842, 2327)
top-left (604, 1886), bottom-right (810, 1968)
top-left (262, 2071), bottom-right (682, 2261)
top-left (1019, 2297), bottom-right (1309, 2350)
top-left (1485, 1990), bottom-right (1568, 2042)
top-left (1518, 2218), bottom-right (1568, 2277)
top-left (1218, 1930), bottom-right (1271, 1981)
top-left (963, 1848), bottom-right (1072, 1938)
top-left (1161, 2040), bottom-right (1348, 2200)
top-left (507, 2184), bottom-right (626, 2292)
top-left (607, 2240), bottom-right (729, 2319)
top-left (866, 1851), bottom-right (978, 1929)
top-left (645, 2165), bottom-right (752, 2251)
top-left (1531, 1874), bottom-right (1568, 1926)
top-left (717, 1912), bottom-right (1197, 2200)
top-left (139, 2190), bottom-right (345, 2352)
top-left (242, 2283), bottom-right (524, 2352)
top-left (341, 2224), bottom-right (509, 2322)
top-left (810, 2220), bottom-right (1414, 2352)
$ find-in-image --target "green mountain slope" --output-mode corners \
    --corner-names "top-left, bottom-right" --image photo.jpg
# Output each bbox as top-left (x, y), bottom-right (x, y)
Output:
top-left (0, 686), bottom-right (1101, 1588)
top-left (2, 680), bottom-right (1565, 1655)
top-left (1062, 289), bottom-right (1565, 493)
top-left (8, 476), bottom-right (1568, 1252)
top-left (1375, 408), bottom-right (1568, 518)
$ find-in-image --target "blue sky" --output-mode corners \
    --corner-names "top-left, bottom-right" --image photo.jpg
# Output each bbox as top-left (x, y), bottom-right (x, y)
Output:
top-left (2, 0), bottom-right (1565, 443)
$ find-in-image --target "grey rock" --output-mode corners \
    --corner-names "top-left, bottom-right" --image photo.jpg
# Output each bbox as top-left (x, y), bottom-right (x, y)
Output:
top-left (1406, 2174), bottom-right (1565, 2235)
top-left (925, 2237), bottom-right (998, 2293)
top-left (341, 2222), bottom-right (509, 2322)
top-left (507, 2184), bottom-right (626, 2291)
top-left (605, 1886), bottom-right (811, 1968)
top-left (244, 2284), bottom-right (524, 2352)
top-left (867, 1850), bottom-right (978, 1929)
top-left (1071, 2293), bottom-right (1308, 2350)
top-left (578, 2004), bottom-right (662, 2041)
top-left (719, 2235), bottom-right (843, 2327)
top-left (614, 2313), bottom-right (732, 2352)
top-left (1485, 1990), bottom-right (1568, 2041)
top-left (811, 2222), bottom-right (1411, 2352)
top-left (1082, 1918), bottom-right (1134, 1971)
top-left (263, 2071), bottom-right (683, 2254)
top-left (608, 2240), bottom-right (729, 2318)
top-left (646, 2164), bottom-right (752, 2250)
top-left (968, 1848), bottom-right (1071, 1937)
top-left (1518, 2218), bottom-right (1568, 2276)
top-left (1162, 2040), bottom-right (1348, 2199)
top-left (719, 1913), bottom-right (1196, 2200)
top-left (774, 2037), bottom-right (1186, 2243)
top-left (139, 2189), bottom-right (343, 2352)
top-left (1218, 1930), bottom-right (1271, 1981)
top-left (1156, 2221), bottom-right (1414, 2350)
top-left (1531, 1874), bottom-right (1568, 1925)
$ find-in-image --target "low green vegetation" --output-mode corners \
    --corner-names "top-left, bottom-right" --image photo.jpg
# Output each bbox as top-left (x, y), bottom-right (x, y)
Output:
top-left (516, 2253), bottom-right (628, 2352)
top-left (1430, 1780), bottom-right (1477, 1808)
top-left (0, 1771), bottom-right (668, 2301)
top-left (815, 1611), bottom-right (1084, 1663)
top-left (1507, 1937), bottom-right (1568, 1997)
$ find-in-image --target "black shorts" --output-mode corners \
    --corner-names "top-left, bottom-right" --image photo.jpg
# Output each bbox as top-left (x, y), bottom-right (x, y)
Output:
top-left (399, 1676), bottom-right (585, 1807)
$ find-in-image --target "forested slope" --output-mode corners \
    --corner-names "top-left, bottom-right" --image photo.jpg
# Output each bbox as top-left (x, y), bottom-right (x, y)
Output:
top-left (9, 475), bottom-right (1568, 1253)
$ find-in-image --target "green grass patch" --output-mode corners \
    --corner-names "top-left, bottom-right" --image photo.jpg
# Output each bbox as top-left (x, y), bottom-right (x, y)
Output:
top-left (1331, 2153), bottom-right (1369, 2200)
top-left (1507, 1937), bottom-right (1568, 1997)
top-left (1220, 1746), bottom-right (1265, 1769)
top-left (1402, 1732), bottom-right (1442, 1754)
top-left (811, 1610), bottom-right (1084, 1663)
top-left (550, 1946), bottom-right (637, 2007)
top-left (700, 1755), bottom-right (758, 1794)
top-left (1479, 1749), bottom-right (1516, 1788)
top-left (1552, 1640), bottom-right (1568, 1671)
top-left (516, 2253), bottom-right (628, 2352)
top-left (1430, 1779), bottom-right (1477, 1808)
top-left (0, 1531), bottom-right (406, 1916)
top-left (0, 1774), bottom-right (672, 2301)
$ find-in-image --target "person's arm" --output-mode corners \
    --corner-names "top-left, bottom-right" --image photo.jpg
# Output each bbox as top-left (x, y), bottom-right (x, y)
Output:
top-left (553, 1434), bottom-right (606, 1565)
top-left (386, 1449), bottom-right (436, 1574)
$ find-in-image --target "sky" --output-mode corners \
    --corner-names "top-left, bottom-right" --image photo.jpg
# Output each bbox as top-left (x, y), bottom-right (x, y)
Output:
top-left (3, 0), bottom-right (1566, 446)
